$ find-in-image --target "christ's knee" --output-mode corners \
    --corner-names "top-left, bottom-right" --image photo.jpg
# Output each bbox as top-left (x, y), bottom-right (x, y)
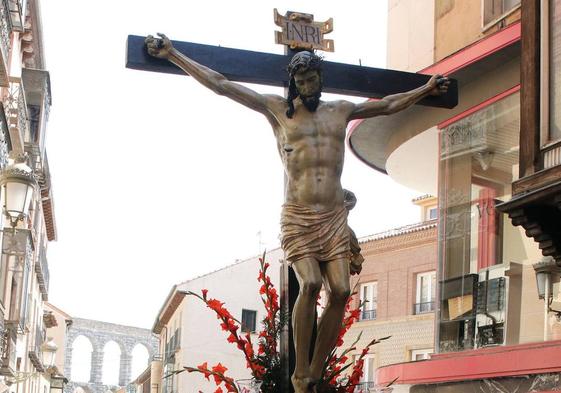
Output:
top-left (329, 284), bottom-right (350, 305)
top-left (299, 278), bottom-right (322, 298)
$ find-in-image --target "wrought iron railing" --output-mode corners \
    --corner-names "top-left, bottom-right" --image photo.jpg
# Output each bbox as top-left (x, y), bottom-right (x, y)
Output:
top-left (0, 0), bottom-right (10, 85)
top-left (35, 246), bottom-right (49, 300)
top-left (28, 326), bottom-right (45, 371)
top-left (413, 301), bottom-right (435, 315)
top-left (3, 0), bottom-right (22, 32)
top-left (360, 309), bottom-right (377, 321)
top-left (3, 77), bottom-right (29, 142)
top-left (0, 322), bottom-right (17, 377)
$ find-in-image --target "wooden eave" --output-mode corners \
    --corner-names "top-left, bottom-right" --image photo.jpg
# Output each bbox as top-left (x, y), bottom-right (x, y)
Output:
top-left (41, 187), bottom-right (56, 241)
top-left (152, 287), bottom-right (187, 334)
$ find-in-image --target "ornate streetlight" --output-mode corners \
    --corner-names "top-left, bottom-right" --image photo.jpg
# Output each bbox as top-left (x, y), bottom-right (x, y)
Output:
top-left (533, 257), bottom-right (561, 340)
top-left (41, 337), bottom-right (58, 369)
top-left (0, 155), bottom-right (37, 229)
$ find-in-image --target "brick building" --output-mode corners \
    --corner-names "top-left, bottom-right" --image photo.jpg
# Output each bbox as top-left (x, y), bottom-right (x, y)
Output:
top-left (348, 0), bottom-right (561, 392)
top-left (342, 199), bottom-right (437, 390)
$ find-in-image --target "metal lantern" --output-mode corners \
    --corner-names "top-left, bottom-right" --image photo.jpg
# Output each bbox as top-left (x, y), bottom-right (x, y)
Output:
top-left (533, 257), bottom-right (559, 300)
top-left (0, 159), bottom-right (37, 227)
top-left (41, 337), bottom-right (58, 369)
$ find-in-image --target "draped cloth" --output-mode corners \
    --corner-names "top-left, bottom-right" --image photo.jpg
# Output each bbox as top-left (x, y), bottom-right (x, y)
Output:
top-left (280, 203), bottom-right (364, 270)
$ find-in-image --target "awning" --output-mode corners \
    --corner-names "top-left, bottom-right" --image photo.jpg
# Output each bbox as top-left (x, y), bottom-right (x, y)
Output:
top-left (348, 22), bottom-right (521, 194)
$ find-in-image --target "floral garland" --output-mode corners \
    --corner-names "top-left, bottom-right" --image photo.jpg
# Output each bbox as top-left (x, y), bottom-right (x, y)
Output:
top-left (178, 252), bottom-right (393, 393)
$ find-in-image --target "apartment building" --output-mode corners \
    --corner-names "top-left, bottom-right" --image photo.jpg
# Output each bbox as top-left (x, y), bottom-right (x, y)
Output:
top-left (149, 248), bottom-right (283, 393)
top-left (327, 197), bottom-right (436, 391)
top-left (0, 1), bottom-right (59, 393)
top-left (348, 0), bottom-right (561, 391)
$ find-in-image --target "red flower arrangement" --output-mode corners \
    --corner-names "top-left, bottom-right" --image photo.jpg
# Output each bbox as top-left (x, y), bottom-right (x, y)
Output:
top-left (179, 252), bottom-right (394, 393)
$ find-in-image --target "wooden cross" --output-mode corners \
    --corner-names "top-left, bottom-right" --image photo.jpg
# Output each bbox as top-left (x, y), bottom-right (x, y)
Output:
top-left (126, 35), bottom-right (457, 108)
top-left (125, 16), bottom-right (457, 392)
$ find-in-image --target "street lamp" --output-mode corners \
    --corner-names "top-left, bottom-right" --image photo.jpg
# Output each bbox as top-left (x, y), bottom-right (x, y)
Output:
top-left (0, 155), bottom-right (37, 228)
top-left (533, 257), bottom-right (561, 340)
top-left (41, 337), bottom-right (58, 369)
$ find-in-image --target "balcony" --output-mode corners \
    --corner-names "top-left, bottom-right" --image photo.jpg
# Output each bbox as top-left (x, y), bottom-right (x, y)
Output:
top-left (3, 0), bottom-right (22, 32)
top-left (360, 309), bottom-right (377, 321)
top-left (413, 301), bottom-right (435, 315)
top-left (0, 322), bottom-right (17, 378)
top-left (28, 326), bottom-right (45, 372)
top-left (35, 247), bottom-right (49, 300)
top-left (0, 0), bottom-right (11, 87)
top-left (3, 77), bottom-right (29, 151)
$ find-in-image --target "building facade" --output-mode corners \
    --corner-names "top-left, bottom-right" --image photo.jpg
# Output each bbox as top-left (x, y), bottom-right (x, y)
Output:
top-left (343, 215), bottom-right (437, 391)
top-left (349, 0), bottom-right (561, 391)
top-left (44, 303), bottom-right (72, 383)
top-left (149, 248), bottom-right (283, 393)
top-left (0, 1), bottom-right (59, 393)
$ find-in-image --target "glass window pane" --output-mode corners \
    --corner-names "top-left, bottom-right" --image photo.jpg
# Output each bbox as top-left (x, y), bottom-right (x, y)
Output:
top-left (438, 92), bottom-right (520, 352)
top-left (241, 309), bottom-right (256, 333)
top-left (484, 0), bottom-right (503, 24)
top-left (550, 0), bottom-right (561, 141)
top-left (504, 0), bottom-right (520, 11)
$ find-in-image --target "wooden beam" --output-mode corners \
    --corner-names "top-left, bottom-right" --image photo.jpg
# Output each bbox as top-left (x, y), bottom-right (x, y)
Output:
top-left (519, 0), bottom-right (541, 177)
top-left (126, 35), bottom-right (458, 108)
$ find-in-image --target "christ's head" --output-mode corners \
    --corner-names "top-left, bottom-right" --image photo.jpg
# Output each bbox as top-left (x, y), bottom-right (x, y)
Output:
top-left (286, 51), bottom-right (323, 118)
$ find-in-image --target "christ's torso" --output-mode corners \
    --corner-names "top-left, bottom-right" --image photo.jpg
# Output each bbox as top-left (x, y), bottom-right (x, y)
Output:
top-left (272, 100), bottom-right (349, 211)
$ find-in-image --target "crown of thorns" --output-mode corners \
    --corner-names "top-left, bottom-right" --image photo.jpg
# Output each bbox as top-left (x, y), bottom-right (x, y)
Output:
top-left (286, 51), bottom-right (323, 77)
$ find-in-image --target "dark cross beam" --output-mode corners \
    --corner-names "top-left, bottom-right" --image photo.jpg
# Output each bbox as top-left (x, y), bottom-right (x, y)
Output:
top-left (126, 34), bottom-right (458, 392)
top-left (126, 35), bottom-right (458, 108)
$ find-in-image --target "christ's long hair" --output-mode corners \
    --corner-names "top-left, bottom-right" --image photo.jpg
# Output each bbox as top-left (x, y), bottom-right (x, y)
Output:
top-left (286, 51), bottom-right (323, 118)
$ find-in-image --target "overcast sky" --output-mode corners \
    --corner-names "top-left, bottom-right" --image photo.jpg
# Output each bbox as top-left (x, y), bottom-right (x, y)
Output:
top-left (41, 1), bottom-right (421, 329)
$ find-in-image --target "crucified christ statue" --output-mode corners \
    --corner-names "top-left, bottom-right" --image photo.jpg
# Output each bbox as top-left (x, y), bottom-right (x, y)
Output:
top-left (145, 33), bottom-right (449, 393)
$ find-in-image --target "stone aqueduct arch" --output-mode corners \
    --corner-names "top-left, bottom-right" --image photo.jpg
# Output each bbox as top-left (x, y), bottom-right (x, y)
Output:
top-left (64, 318), bottom-right (158, 393)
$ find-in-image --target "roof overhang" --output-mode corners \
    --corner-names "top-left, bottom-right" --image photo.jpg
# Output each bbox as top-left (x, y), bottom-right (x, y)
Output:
top-left (348, 22), bottom-right (521, 193)
top-left (151, 286), bottom-right (187, 334)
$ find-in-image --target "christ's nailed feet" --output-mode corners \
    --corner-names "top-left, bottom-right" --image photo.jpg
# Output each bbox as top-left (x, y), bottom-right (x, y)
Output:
top-left (292, 376), bottom-right (317, 393)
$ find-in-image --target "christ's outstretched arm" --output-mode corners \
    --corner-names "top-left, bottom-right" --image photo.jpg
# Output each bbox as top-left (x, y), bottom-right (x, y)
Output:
top-left (145, 33), bottom-right (283, 119)
top-left (348, 74), bottom-right (450, 120)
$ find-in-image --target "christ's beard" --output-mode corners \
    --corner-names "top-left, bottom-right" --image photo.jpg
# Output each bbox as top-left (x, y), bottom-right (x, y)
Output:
top-left (301, 93), bottom-right (321, 112)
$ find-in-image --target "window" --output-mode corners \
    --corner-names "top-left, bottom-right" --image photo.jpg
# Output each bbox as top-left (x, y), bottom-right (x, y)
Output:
top-left (241, 309), bottom-right (257, 333)
top-left (438, 92), bottom-right (519, 352)
top-left (358, 353), bottom-right (376, 388)
top-left (483, 0), bottom-right (521, 26)
top-left (411, 348), bottom-right (433, 361)
top-left (426, 205), bottom-right (438, 220)
top-left (360, 282), bottom-right (377, 321)
top-left (541, 0), bottom-right (561, 148)
top-left (415, 272), bottom-right (436, 314)
top-left (162, 362), bottom-right (175, 393)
